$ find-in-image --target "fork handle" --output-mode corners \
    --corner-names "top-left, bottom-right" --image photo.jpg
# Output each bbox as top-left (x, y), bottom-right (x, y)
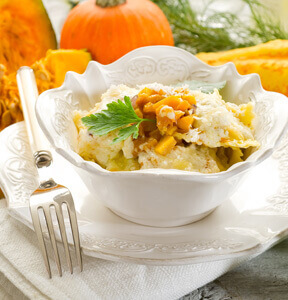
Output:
top-left (17, 67), bottom-right (52, 167)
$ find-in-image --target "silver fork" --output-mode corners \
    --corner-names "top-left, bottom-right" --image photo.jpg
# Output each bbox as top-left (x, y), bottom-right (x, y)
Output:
top-left (17, 66), bottom-right (83, 278)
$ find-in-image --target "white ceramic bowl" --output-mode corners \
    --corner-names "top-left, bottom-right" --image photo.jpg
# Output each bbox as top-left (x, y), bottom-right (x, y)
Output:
top-left (36, 46), bottom-right (288, 227)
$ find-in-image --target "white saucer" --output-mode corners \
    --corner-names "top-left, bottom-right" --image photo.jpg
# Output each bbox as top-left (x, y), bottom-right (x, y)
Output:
top-left (1, 122), bottom-right (288, 266)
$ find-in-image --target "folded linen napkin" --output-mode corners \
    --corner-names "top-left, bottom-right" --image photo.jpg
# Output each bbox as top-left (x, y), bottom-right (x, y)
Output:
top-left (0, 198), bottom-right (255, 300)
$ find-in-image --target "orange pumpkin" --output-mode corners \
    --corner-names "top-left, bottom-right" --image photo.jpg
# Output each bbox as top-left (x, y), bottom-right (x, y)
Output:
top-left (60, 0), bottom-right (174, 64)
top-left (0, 0), bottom-right (57, 74)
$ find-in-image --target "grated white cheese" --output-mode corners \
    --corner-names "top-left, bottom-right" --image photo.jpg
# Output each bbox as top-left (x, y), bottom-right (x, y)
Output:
top-left (175, 128), bottom-right (202, 144)
top-left (190, 89), bottom-right (256, 148)
top-left (138, 144), bottom-right (220, 173)
top-left (137, 83), bottom-right (189, 96)
top-left (99, 84), bottom-right (139, 111)
top-left (159, 105), bottom-right (175, 120)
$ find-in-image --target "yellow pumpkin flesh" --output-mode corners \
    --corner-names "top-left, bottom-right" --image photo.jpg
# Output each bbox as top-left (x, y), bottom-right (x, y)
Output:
top-left (0, 0), bottom-right (57, 74)
top-left (0, 49), bottom-right (92, 131)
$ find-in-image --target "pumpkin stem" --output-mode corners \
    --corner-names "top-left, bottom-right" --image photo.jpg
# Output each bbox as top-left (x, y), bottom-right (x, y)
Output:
top-left (96, 0), bottom-right (126, 7)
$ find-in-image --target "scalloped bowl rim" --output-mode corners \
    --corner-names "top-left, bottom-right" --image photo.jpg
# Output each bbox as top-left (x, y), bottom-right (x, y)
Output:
top-left (36, 46), bottom-right (288, 182)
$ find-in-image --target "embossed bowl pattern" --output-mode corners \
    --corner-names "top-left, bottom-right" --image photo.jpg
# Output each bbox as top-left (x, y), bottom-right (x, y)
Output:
top-left (36, 46), bottom-right (288, 227)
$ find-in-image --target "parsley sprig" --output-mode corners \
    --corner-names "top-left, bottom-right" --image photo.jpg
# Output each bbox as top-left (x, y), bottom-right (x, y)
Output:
top-left (81, 96), bottom-right (154, 143)
top-left (81, 81), bottom-right (226, 143)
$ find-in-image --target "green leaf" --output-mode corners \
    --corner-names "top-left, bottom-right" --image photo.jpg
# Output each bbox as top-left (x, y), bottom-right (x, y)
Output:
top-left (176, 80), bottom-right (226, 94)
top-left (81, 96), bottom-right (153, 143)
top-left (112, 123), bottom-right (140, 144)
top-left (151, 0), bottom-right (288, 54)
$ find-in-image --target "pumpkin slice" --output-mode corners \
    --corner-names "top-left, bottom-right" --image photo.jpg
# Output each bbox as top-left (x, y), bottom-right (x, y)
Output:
top-left (0, 49), bottom-right (92, 131)
top-left (34, 49), bottom-right (92, 89)
top-left (0, 0), bottom-right (57, 74)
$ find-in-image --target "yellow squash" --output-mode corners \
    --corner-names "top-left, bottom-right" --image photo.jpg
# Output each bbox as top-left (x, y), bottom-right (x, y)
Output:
top-left (196, 40), bottom-right (288, 96)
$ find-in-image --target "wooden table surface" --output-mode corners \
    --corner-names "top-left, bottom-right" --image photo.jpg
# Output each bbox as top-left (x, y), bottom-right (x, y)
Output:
top-left (180, 238), bottom-right (288, 300)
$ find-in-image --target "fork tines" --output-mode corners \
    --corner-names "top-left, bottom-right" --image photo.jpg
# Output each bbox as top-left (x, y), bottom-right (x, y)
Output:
top-left (30, 185), bottom-right (82, 278)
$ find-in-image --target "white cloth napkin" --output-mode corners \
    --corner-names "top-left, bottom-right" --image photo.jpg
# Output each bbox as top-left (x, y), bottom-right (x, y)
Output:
top-left (0, 198), bottom-right (257, 300)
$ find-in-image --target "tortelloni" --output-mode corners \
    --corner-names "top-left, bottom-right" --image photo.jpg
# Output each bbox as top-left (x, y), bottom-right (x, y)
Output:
top-left (73, 83), bottom-right (259, 173)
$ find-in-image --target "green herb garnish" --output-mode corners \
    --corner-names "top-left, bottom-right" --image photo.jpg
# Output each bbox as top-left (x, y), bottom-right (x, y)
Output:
top-left (81, 96), bottom-right (154, 144)
top-left (176, 80), bottom-right (226, 94)
top-left (152, 0), bottom-right (288, 53)
top-left (82, 81), bottom-right (227, 143)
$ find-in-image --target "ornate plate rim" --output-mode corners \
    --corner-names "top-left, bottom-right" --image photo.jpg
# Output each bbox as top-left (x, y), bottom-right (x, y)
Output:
top-left (6, 206), bottom-right (288, 266)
